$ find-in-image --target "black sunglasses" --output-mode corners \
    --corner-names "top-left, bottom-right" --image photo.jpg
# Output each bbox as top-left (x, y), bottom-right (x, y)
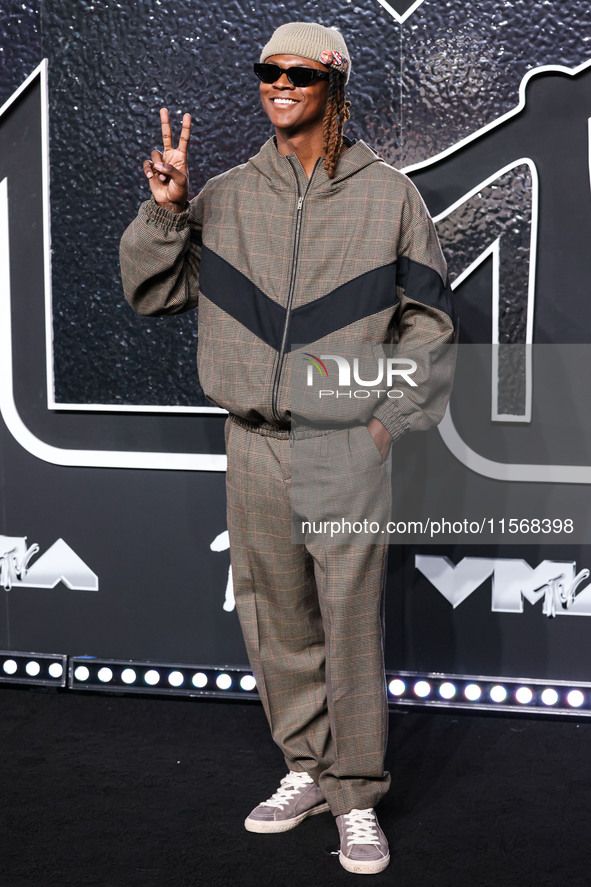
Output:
top-left (254, 62), bottom-right (330, 88)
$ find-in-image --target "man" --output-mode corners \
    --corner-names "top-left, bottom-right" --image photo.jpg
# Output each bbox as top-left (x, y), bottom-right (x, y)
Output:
top-left (120, 21), bottom-right (456, 875)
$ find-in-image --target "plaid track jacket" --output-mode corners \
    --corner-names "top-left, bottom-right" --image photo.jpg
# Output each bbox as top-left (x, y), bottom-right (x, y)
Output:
top-left (120, 136), bottom-right (457, 440)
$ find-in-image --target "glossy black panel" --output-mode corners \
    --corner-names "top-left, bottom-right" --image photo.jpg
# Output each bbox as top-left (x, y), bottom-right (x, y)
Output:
top-left (1, 1), bottom-right (589, 405)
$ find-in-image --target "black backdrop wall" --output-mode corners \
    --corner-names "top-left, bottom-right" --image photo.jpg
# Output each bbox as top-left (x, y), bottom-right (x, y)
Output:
top-left (2, 0), bottom-right (591, 702)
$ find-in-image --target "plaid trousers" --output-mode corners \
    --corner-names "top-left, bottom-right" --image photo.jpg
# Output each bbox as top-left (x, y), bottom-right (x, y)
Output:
top-left (225, 416), bottom-right (392, 816)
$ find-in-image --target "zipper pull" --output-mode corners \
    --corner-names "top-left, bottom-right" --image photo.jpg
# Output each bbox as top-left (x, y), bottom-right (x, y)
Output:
top-left (297, 196), bottom-right (303, 211)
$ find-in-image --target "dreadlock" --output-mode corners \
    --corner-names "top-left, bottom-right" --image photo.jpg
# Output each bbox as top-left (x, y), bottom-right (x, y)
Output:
top-left (322, 69), bottom-right (351, 179)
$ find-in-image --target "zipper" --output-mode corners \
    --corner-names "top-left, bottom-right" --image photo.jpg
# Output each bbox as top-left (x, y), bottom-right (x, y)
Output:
top-left (271, 157), bottom-right (321, 425)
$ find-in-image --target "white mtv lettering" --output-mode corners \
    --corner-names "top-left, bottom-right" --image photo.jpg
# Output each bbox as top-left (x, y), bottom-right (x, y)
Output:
top-left (415, 555), bottom-right (496, 607)
top-left (0, 536), bottom-right (97, 591)
top-left (492, 560), bottom-right (591, 616)
top-left (416, 555), bottom-right (591, 617)
top-left (0, 536), bottom-right (40, 590)
top-left (23, 539), bottom-right (98, 590)
top-left (210, 530), bottom-right (234, 612)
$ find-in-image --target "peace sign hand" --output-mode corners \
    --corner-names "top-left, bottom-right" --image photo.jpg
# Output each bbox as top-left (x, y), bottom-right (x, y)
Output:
top-left (143, 108), bottom-right (191, 213)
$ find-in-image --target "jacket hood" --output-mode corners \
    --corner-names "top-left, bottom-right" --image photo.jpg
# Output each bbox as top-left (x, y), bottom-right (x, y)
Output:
top-left (247, 135), bottom-right (384, 192)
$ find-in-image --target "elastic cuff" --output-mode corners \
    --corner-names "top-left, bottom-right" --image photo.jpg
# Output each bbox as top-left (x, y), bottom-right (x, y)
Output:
top-left (143, 196), bottom-right (191, 231)
top-left (372, 400), bottom-right (410, 443)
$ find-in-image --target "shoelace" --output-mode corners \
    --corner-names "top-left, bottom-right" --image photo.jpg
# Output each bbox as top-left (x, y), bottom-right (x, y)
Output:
top-left (260, 771), bottom-right (314, 810)
top-left (342, 808), bottom-right (381, 846)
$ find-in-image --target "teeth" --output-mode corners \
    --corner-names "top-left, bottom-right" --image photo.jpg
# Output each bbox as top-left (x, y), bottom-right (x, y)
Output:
top-left (273, 98), bottom-right (297, 104)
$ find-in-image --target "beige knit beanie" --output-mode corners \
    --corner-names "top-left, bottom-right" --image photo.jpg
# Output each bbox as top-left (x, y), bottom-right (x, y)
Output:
top-left (259, 21), bottom-right (351, 83)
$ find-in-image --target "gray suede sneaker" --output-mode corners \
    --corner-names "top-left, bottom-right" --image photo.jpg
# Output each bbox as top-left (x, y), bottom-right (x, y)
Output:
top-left (336, 808), bottom-right (390, 874)
top-left (244, 771), bottom-right (330, 833)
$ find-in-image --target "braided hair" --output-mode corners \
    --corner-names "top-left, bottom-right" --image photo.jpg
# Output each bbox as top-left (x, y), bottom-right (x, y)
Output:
top-left (322, 69), bottom-right (351, 179)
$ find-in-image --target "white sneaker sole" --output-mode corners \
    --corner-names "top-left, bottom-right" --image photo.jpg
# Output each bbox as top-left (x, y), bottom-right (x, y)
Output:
top-left (339, 851), bottom-right (391, 874)
top-left (244, 801), bottom-right (331, 833)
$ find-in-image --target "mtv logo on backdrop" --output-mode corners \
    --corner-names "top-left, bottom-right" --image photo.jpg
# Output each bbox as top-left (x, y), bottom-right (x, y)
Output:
top-left (0, 536), bottom-right (98, 592)
top-left (375, 0), bottom-right (427, 24)
top-left (416, 555), bottom-right (591, 618)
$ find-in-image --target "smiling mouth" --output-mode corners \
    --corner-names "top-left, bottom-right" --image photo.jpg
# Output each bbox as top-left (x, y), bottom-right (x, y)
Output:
top-left (271, 97), bottom-right (299, 105)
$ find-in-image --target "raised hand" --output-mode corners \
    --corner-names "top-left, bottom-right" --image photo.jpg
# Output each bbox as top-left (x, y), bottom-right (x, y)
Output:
top-left (143, 108), bottom-right (191, 212)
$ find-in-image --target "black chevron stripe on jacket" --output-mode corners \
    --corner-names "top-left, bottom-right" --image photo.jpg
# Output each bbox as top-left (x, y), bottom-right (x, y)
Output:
top-left (120, 136), bottom-right (457, 440)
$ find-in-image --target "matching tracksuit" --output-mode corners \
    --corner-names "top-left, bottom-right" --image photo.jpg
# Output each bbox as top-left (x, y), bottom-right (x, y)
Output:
top-left (120, 135), bottom-right (457, 814)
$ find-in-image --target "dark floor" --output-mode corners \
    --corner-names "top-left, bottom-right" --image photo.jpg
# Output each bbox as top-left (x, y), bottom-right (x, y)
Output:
top-left (0, 687), bottom-right (590, 887)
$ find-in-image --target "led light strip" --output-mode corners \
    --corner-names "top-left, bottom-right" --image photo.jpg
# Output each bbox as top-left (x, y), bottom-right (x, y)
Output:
top-left (0, 650), bottom-right (67, 687)
top-left (3, 653), bottom-right (590, 716)
top-left (68, 657), bottom-right (258, 700)
top-left (386, 670), bottom-right (591, 716)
